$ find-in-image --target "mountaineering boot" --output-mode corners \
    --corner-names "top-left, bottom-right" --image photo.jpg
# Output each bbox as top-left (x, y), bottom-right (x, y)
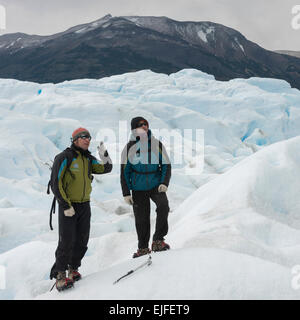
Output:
top-left (68, 267), bottom-right (82, 282)
top-left (55, 271), bottom-right (74, 292)
top-left (152, 240), bottom-right (170, 252)
top-left (133, 248), bottom-right (151, 258)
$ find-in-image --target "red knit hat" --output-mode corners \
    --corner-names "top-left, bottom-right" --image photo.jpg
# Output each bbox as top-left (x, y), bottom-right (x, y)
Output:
top-left (72, 127), bottom-right (90, 141)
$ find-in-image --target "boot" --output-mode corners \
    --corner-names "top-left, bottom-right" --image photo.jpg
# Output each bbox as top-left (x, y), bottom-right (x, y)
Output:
top-left (152, 240), bottom-right (170, 252)
top-left (133, 247), bottom-right (151, 258)
top-left (68, 267), bottom-right (82, 282)
top-left (56, 271), bottom-right (74, 292)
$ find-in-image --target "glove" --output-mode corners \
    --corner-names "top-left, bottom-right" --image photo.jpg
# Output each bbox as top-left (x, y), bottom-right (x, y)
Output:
top-left (97, 141), bottom-right (107, 158)
top-left (158, 184), bottom-right (168, 193)
top-left (124, 195), bottom-right (133, 205)
top-left (64, 206), bottom-right (75, 217)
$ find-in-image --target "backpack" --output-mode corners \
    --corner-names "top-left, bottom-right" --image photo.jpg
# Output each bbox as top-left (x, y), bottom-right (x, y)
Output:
top-left (47, 148), bottom-right (93, 230)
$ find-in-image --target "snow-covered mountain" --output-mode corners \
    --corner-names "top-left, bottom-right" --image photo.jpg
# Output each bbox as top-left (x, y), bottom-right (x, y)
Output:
top-left (0, 15), bottom-right (113, 51)
top-left (1, 14), bottom-right (300, 89)
top-left (0, 69), bottom-right (300, 299)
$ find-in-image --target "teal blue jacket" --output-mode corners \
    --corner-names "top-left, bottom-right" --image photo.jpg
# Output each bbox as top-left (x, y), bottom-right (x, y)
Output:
top-left (120, 130), bottom-right (171, 196)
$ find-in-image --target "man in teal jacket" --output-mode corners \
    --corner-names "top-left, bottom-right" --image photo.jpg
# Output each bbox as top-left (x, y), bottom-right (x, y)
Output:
top-left (121, 117), bottom-right (171, 258)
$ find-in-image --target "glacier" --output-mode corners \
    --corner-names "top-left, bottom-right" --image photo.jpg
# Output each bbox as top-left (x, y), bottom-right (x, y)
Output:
top-left (0, 69), bottom-right (300, 299)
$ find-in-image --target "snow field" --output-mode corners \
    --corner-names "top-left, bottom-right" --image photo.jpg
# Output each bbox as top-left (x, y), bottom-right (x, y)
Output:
top-left (0, 69), bottom-right (300, 299)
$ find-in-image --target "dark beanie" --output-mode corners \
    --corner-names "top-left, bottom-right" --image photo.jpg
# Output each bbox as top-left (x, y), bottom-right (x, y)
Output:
top-left (131, 117), bottom-right (149, 130)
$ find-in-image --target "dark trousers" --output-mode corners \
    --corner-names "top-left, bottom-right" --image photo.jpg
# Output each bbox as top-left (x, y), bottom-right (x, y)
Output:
top-left (132, 188), bottom-right (169, 249)
top-left (50, 202), bottom-right (91, 279)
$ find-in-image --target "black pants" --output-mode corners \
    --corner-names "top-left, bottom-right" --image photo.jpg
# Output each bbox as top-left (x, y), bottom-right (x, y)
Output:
top-left (132, 188), bottom-right (169, 249)
top-left (50, 202), bottom-right (91, 279)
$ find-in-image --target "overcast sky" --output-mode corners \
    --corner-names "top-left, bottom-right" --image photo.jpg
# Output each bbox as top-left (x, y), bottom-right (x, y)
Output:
top-left (0, 0), bottom-right (299, 51)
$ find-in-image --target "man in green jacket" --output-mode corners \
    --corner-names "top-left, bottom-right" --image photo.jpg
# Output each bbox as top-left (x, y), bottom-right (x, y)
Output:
top-left (50, 127), bottom-right (112, 291)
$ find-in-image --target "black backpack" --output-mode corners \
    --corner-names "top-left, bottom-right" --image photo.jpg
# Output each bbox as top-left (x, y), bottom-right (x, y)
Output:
top-left (47, 149), bottom-right (75, 230)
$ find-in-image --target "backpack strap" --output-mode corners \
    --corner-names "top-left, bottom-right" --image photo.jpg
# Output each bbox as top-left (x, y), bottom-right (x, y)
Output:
top-left (47, 180), bottom-right (51, 195)
top-left (49, 196), bottom-right (56, 231)
top-left (64, 147), bottom-right (78, 169)
top-left (158, 140), bottom-right (162, 166)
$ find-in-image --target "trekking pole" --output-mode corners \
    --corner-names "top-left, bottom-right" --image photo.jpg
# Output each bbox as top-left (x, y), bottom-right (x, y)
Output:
top-left (113, 255), bottom-right (152, 285)
top-left (50, 282), bottom-right (56, 292)
top-left (39, 160), bottom-right (53, 171)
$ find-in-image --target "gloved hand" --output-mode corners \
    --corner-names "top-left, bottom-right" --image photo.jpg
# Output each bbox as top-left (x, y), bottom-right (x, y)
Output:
top-left (124, 195), bottom-right (133, 205)
top-left (158, 184), bottom-right (168, 193)
top-left (64, 206), bottom-right (75, 217)
top-left (97, 141), bottom-right (107, 158)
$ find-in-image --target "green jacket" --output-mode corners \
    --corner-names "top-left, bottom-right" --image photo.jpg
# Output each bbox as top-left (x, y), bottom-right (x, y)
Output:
top-left (50, 144), bottom-right (112, 209)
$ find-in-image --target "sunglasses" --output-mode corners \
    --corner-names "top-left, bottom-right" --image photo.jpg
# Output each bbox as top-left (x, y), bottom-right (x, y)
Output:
top-left (78, 134), bottom-right (91, 141)
top-left (136, 121), bottom-right (148, 128)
